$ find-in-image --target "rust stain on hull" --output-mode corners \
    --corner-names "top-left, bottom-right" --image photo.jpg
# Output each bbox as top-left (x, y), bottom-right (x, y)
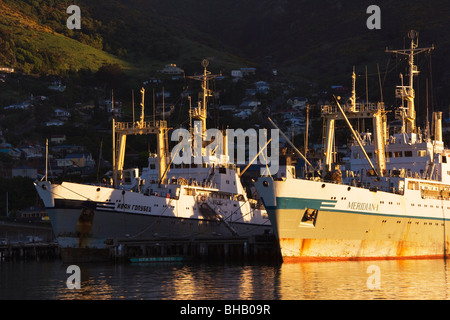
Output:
top-left (282, 254), bottom-right (446, 263)
top-left (279, 237), bottom-right (448, 262)
top-left (76, 208), bottom-right (95, 248)
top-left (273, 205), bottom-right (450, 262)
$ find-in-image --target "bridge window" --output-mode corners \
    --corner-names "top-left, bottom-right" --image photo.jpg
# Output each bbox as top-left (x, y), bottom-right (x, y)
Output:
top-left (417, 150), bottom-right (427, 157)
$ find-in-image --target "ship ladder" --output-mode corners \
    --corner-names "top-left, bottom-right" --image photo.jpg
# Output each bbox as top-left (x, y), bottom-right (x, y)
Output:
top-left (425, 162), bottom-right (435, 180)
top-left (203, 199), bottom-right (239, 236)
top-left (205, 166), bottom-right (215, 185)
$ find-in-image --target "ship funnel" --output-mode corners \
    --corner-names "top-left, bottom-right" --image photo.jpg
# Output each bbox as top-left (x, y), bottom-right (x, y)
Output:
top-left (433, 111), bottom-right (443, 142)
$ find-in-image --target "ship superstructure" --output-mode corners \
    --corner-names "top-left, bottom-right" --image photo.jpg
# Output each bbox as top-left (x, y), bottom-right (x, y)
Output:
top-left (255, 31), bottom-right (450, 261)
top-left (34, 60), bottom-right (270, 261)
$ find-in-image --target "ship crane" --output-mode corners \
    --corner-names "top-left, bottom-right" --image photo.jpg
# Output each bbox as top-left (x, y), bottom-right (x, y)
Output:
top-left (332, 95), bottom-right (381, 178)
top-left (112, 88), bottom-right (169, 187)
top-left (321, 84), bottom-right (387, 180)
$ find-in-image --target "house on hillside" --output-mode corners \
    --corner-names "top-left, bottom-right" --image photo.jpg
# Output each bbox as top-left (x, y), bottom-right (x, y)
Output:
top-left (239, 100), bottom-right (260, 109)
top-left (45, 119), bottom-right (64, 127)
top-left (240, 68), bottom-right (256, 76)
top-left (62, 153), bottom-right (95, 168)
top-left (0, 142), bottom-right (20, 159)
top-left (231, 70), bottom-right (243, 79)
top-left (254, 81), bottom-right (270, 94)
top-left (19, 142), bottom-right (43, 159)
top-left (50, 135), bottom-right (66, 144)
top-left (218, 105), bottom-right (236, 112)
top-left (159, 64), bottom-right (184, 75)
top-left (105, 100), bottom-right (123, 118)
top-left (4, 101), bottom-right (32, 110)
top-left (51, 145), bottom-right (85, 155)
top-left (287, 97), bottom-right (308, 110)
top-left (16, 206), bottom-right (48, 222)
top-left (48, 80), bottom-right (66, 92)
top-left (0, 67), bottom-right (14, 73)
top-left (12, 166), bottom-right (38, 179)
top-left (54, 108), bottom-right (71, 120)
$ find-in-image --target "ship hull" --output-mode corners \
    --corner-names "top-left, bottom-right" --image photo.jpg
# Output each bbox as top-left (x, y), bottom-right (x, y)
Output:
top-left (269, 208), bottom-right (448, 262)
top-left (34, 180), bottom-right (271, 262)
top-left (45, 206), bottom-right (271, 262)
top-left (256, 177), bottom-right (450, 262)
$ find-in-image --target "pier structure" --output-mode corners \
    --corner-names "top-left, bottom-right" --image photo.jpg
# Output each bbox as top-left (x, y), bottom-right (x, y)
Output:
top-left (109, 234), bottom-right (281, 263)
top-left (0, 242), bottom-right (59, 261)
top-left (0, 221), bottom-right (59, 261)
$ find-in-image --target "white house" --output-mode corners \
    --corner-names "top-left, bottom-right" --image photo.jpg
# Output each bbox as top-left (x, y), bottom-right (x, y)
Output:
top-left (239, 100), bottom-right (260, 109)
top-left (287, 97), bottom-right (308, 109)
top-left (159, 64), bottom-right (184, 75)
top-left (254, 81), bottom-right (270, 94)
top-left (219, 105), bottom-right (236, 112)
top-left (4, 101), bottom-right (31, 110)
top-left (235, 110), bottom-right (253, 119)
top-left (20, 145), bottom-right (43, 159)
top-left (231, 70), bottom-right (243, 78)
top-left (54, 108), bottom-right (71, 119)
top-left (48, 81), bottom-right (66, 92)
top-left (46, 119), bottom-right (64, 127)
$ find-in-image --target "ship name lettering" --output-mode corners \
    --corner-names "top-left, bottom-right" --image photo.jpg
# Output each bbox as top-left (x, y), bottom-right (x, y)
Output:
top-left (131, 204), bottom-right (152, 212)
top-left (116, 203), bottom-right (152, 212)
top-left (347, 201), bottom-right (379, 212)
top-left (116, 203), bottom-right (131, 210)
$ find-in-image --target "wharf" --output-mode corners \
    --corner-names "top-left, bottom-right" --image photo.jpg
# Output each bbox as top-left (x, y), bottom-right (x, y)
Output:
top-left (0, 242), bottom-right (59, 261)
top-left (0, 220), bottom-right (59, 261)
top-left (0, 220), bottom-right (54, 243)
top-left (111, 234), bottom-right (282, 263)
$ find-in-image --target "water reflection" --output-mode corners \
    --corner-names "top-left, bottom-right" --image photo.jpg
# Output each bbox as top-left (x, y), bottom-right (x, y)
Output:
top-left (277, 259), bottom-right (450, 299)
top-left (2, 259), bottom-right (450, 299)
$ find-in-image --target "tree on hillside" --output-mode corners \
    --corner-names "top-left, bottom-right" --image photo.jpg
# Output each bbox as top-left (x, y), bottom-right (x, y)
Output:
top-left (95, 63), bottom-right (125, 89)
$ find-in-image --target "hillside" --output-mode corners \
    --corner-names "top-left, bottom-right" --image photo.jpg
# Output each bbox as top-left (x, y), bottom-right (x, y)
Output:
top-left (1, 0), bottom-right (450, 103)
top-left (0, 0), bottom-right (248, 75)
top-left (0, 0), bottom-right (131, 74)
top-left (1, 0), bottom-right (450, 213)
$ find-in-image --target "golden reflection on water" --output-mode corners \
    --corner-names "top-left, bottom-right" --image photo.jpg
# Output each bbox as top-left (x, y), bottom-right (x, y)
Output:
top-left (277, 259), bottom-right (450, 299)
top-left (44, 259), bottom-right (450, 300)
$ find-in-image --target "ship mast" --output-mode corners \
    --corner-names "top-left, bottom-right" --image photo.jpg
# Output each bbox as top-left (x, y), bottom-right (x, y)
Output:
top-left (385, 30), bottom-right (434, 134)
top-left (186, 59), bottom-right (221, 155)
top-left (186, 59), bottom-right (220, 135)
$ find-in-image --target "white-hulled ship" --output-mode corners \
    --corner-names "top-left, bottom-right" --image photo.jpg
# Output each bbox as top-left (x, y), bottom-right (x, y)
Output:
top-left (255, 31), bottom-right (450, 262)
top-left (34, 61), bottom-right (271, 262)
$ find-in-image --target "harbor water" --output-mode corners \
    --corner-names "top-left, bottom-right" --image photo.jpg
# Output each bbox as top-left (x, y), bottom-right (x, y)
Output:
top-left (1, 258), bottom-right (450, 300)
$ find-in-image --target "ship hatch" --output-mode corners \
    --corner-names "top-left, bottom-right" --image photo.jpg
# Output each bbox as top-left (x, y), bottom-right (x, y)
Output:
top-left (300, 208), bottom-right (318, 227)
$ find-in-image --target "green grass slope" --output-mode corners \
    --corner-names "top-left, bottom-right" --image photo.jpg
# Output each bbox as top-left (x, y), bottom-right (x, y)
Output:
top-left (0, 0), bottom-right (130, 74)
